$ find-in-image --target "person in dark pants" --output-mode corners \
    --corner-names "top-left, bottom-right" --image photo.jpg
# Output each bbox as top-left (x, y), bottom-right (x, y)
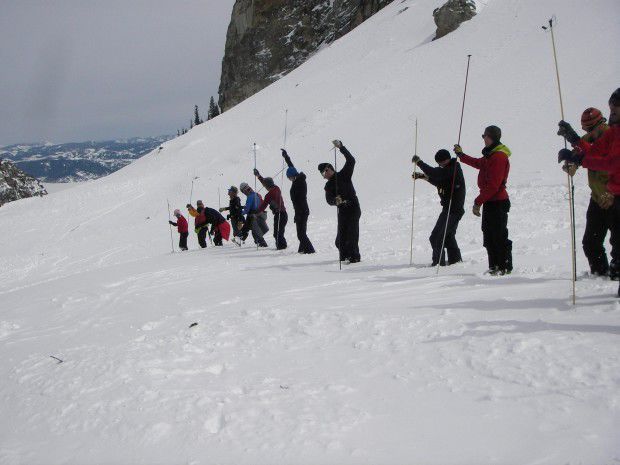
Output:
top-left (219, 186), bottom-right (245, 239)
top-left (412, 149), bottom-right (465, 266)
top-left (239, 182), bottom-right (269, 247)
top-left (254, 169), bottom-right (288, 250)
top-left (560, 108), bottom-right (612, 277)
top-left (281, 149), bottom-right (315, 254)
top-left (187, 200), bottom-right (209, 248)
top-left (454, 125), bottom-right (512, 275)
top-left (319, 140), bottom-right (361, 263)
top-left (202, 206), bottom-right (230, 246)
top-left (168, 209), bottom-right (189, 251)
top-left (558, 88), bottom-right (620, 297)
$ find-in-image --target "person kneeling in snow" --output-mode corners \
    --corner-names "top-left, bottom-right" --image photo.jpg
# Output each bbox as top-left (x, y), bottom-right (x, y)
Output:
top-left (557, 88), bottom-right (620, 297)
top-left (168, 209), bottom-right (189, 251)
top-left (454, 125), bottom-right (512, 275)
top-left (412, 149), bottom-right (465, 266)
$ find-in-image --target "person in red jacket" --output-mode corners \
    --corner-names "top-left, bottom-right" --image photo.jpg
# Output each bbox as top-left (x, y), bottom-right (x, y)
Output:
top-left (454, 125), bottom-right (512, 275)
top-left (558, 88), bottom-right (620, 297)
top-left (253, 169), bottom-right (288, 250)
top-left (168, 209), bottom-right (189, 251)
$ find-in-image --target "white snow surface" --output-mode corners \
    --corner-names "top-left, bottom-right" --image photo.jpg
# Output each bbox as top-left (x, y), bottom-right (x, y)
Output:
top-left (1, 1), bottom-right (619, 464)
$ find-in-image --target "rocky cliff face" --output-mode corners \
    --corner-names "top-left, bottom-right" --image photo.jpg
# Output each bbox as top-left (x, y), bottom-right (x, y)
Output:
top-left (218, 0), bottom-right (394, 111)
top-left (433, 0), bottom-right (476, 40)
top-left (0, 159), bottom-right (47, 207)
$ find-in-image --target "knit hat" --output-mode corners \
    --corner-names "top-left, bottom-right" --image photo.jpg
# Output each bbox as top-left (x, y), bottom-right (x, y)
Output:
top-left (483, 125), bottom-right (501, 143)
top-left (286, 167), bottom-right (299, 178)
top-left (581, 107), bottom-right (604, 131)
top-left (263, 177), bottom-right (275, 189)
top-left (435, 149), bottom-right (451, 163)
top-left (609, 88), bottom-right (620, 106)
top-left (173, 209), bottom-right (181, 216)
top-left (318, 162), bottom-right (334, 173)
top-left (196, 200), bottom-right (204, 206)
top-left (228, 186), bottom-right (238, 194)
top-left (239, 182), bottom-right (250, 191)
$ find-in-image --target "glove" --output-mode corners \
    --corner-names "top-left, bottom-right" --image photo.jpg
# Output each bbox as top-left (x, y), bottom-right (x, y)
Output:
top-left (472, 204), bottom-right (481, 217)
top-left (557, 148), bottom-right (583, 165)
top-left (412, 155), bottom-right (421, 163)
top-left (599, 191), bottom-right (614, 210)
top-left (168, 220), bottom-right (175, 226)
top-left (281, 149), bottom-right (288, 157)
top-left (412, 172), bottom-right (426, 180)
top-left (332, 139), bottom-right (343, 149)
top-left (557, 120), bottom-right (580, 145)
top-left (218, 207), bottom-right (225, 212)
top-left (453, 144), bottom-right (463, 156)
top-left (335, 195), bottom-right (344, 206)
top-left (253, 168), bottom-right (260, 176)
top-left (226, 214), bottom-right (230, 220)
top-left (561, 163), bottom-right (578, 177)
top-left (186, 203), bottom-right (192, 209)
top-left (237, 222), bottom-right (244, 230)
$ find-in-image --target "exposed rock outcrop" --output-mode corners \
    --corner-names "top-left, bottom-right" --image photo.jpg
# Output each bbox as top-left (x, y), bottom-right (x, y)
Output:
top-left (218, 0), bottom-right (394, 111)
top-left (0, 159), bottom-right (47, 206)
top-left (433, 0), bottom-right (476, 40)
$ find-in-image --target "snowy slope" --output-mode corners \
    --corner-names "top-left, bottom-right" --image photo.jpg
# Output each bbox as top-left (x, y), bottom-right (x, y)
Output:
top-left (1, 0), bottom-right (619, 464)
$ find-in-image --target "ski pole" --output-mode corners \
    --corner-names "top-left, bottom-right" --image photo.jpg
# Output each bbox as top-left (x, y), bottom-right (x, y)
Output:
top-left (410, 118), bottom-right (418, 266)
top-left (189, 176), bottom-right (199, 204)
top-left (543, 17), bottom-right (576, 305)
top-left (253, 143), bottom-right (259, 250)
top-left (167, 198), bottom-right (175, 253)
top-left (437, 54), bottom-right (471, 275)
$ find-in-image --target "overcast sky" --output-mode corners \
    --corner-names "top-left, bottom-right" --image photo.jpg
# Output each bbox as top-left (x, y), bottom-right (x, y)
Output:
top-left (0, 0), bottom-right (236, 146)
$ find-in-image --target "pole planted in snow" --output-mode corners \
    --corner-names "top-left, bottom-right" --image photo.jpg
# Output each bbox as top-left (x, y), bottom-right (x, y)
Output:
top-left (543, 17), bottom-right (576, 305)
top-left (276, 109), bottom-right (288, 250)
top-left (410, 118), bottom-right (418, 266)
top-left (167, 198), bottom-right (175, 253)
top-left (437, 54), bottom-right (471, 275)
top-left (334, 145), bottom-right (341, 270)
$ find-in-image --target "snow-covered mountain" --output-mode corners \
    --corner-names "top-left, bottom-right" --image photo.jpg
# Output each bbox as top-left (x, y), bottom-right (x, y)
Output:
top-left (0, 159), bottom-right (47, 206)
top-left (0, 1), bottom-right (618, 464)
top-left (0, 136), bottom-right (171, 183)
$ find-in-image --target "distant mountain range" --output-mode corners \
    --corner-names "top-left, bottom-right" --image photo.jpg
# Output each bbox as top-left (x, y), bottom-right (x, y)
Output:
top-left (0, 136), bottom-right (172, 183)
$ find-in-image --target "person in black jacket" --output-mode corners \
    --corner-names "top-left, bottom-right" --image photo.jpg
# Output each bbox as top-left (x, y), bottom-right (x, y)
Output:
top-left (202, 206), bottom-right (230, 246)
top-left (412, 149), bottom-right (465, 266)
top-left (282, 149), bottom-right (315, 254)
top-left (318, 140), bottom-right (361, 263)
top-left (219, 186), bottom-right (244, 239)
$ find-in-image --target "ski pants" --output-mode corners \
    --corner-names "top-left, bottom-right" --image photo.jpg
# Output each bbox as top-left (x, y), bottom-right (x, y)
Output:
top-left (582, 198), bottom-right (612, 275)
top-left (295, 212), bottom-right (315, 254)
top-left (197, 227), bottom-right (208, 248)
top-left (481, 199), bottom-right (512, 272)
top-left (608, 196), bottom-right (620, 281)
top-left (273, 211), bottom-right (288, 250)
top-left (179, 232), bottom-right (188, 250)
top-left (429, 208), bottom-right (463, 265)
top-left (213, 228), bottom-right (222, 246)
top-left (336, 203), bottom-right (361, 262)
top-left (242, 213), bottom-right (268, 247)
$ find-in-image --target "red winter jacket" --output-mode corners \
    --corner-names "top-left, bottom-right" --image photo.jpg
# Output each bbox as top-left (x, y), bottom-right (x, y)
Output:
top-left (258, 186), bottom-right (286, 213)
top-left (459, 143), bottom-right (511, 205)
top-left (175, 215), bottom-right (188, 233)
top-left (577, 125), bottom-right (620, 195)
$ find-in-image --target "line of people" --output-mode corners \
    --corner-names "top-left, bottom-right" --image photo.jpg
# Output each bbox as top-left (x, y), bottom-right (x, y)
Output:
top-left (168, 140), bottom-right (361, 263)
top-left (167, 87), bottom-right (620, 297)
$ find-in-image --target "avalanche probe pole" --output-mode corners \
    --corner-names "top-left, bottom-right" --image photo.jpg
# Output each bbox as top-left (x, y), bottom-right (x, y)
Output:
top-left (543, 17), bottom-right (576, 305)
top-left (410, 118), bottom-right (418, 266)
top-left (437, 54), bottom-right (471, 275)
top-left (334, 146), bottom-right (341, 270)
top-left (276, 109), bottom-right (288, 250)
top-left (254, 142), bottom-right (259, 250)
top-left (167, 198), bottom-right (175, 253)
